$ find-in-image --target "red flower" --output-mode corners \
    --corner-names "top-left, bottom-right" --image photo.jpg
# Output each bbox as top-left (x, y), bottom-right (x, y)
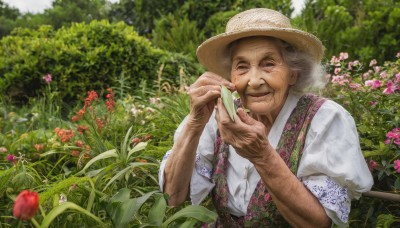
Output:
top-left (71, 150), bottom-right (80, 157)
top-left (76, 125), bottom-right (89, 134)
top-left (71, 115), bottom-right (79, 122)
top-left (132, 137), bottom-right (141, 144)
top-left (13, 190), bottom-right (39, 220)
top-left (75, 140), bottom-right (84, 147)
top-left (144, 134), bottom-right (151, 141)
top-left (34, 144), bottom-right (44, 152)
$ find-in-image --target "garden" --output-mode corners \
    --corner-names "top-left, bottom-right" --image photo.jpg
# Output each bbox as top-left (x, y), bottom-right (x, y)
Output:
top-left (0, 0), bottom-right (399, 227)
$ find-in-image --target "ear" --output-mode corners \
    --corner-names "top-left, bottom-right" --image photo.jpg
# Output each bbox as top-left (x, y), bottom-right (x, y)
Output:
top-left (288, 71), bottom-right (298, 86)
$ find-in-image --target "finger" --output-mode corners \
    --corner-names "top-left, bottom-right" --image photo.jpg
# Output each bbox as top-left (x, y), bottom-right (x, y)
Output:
top-left (188, 85), bottom-right (221, 97)
top-left (215, 98), bottom-right (232, 126)
top-left (192, 72), bottom-right (235, 90)
top-left (191, 88), bottom-right (221, 109)
top-left (237, 108), bottom-right (257, 125)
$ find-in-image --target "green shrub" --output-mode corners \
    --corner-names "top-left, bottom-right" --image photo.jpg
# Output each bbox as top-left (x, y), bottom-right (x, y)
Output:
top-left (0, 20), bottom-right (200, 104)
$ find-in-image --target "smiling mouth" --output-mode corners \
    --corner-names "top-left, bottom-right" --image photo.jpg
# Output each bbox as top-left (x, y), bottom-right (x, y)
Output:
top-left (247, 92), bottom-right (270, 97)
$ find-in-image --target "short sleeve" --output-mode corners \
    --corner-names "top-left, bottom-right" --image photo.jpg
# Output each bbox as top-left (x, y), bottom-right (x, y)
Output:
top-left (297, 100), bottom-right (373, 225)
top-left (302, 175), bottom-right (350, 227)
top-left (158, 112), bottom-right (218, 205)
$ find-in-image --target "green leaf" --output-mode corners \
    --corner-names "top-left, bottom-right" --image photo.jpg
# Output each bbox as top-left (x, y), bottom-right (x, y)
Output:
top-left (40, 202), bottom-right (106, 228)
top-left (162, 205), bottom-right (217, 227)
top-left (108, 190), bottom-right (159, 228)
top-left (127, 141), bottom-right (148, 162)
top-left (121, 126), bottom-right (133, 159)
top-left (179, 219), bottom-right (199, 228)
top-left (77, 149), bottom-right (118, 175)
top-left (148, 195), bottom-right (167, 226)
top-left (220, 85), bottom-right (236, 122)
top-left (103, 166), bottom-right (132, 191)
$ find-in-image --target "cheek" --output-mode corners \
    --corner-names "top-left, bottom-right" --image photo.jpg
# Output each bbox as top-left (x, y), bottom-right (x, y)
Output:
top-left (232, 76), bottom-right (247, 93)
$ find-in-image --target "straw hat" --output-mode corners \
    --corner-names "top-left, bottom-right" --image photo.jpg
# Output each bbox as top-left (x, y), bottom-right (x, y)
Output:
top-left (196, 8), bottom-right (324, 79)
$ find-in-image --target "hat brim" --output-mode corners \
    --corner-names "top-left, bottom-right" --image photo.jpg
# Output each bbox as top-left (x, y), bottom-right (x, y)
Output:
top-left (196, 27), bottom-right (324, 80)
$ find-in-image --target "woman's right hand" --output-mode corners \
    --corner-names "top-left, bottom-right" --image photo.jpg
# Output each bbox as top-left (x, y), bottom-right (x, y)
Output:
top-left (187, 72), bottom-right (235, 128)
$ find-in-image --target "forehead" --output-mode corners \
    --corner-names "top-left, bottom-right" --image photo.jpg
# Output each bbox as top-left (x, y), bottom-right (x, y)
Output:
top-left (231, 37), bottom-right (282, 59)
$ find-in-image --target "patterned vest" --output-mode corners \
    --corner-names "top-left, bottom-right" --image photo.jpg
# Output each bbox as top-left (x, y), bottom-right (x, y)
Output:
top-left (210, 94), bottom-right (326, 227)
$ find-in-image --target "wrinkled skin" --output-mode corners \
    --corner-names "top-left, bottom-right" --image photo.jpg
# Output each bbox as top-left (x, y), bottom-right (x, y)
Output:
top-left (215, 37), bottom-right (296, 164)
top-left (164, 36), bottom-right (331, 227)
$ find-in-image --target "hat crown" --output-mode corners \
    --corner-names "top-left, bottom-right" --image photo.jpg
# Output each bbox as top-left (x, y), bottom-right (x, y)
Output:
top-left (226, 8), bottom-right (291, 33)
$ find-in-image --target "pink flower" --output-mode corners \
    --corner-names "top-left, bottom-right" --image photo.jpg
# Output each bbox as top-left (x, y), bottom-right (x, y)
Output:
top-left (395, 73), bottom-right (400, 84)
top-left (385, 128), bottom-right (400, 145)
top-left (42, 74), bottom-right (52, 84)
top-left (374, 66), bottom-right (381, 73)
top-left (6, 154), bottom-right (17, 164)
top-left (334, 68), bottom-right (341, 75)
top-left (0, 147), bottom-right (7, 153)
top-left (397, 52), bottom-right (400, 58)
top-left (339, 52), bottom-right (349, 61)
top-left (383, 80), bottom-right (398, 95)
top-left (365, 79), bottom-right (382, 89)
top-left (368, 160), bottom-right (379, 172)
top-left (349, 83), bottom-right (362, 90)
top-left (330, 56), bottom-right (340, 66)
top-left (379, 71), bottom-right (388, 79)
top-left (369, 101), bottom-right (378, 106)
top-left (369, 59), bottom-right (377, 67)
top-left (394, 160), bottom-right (400, 173)
top-left (331, 76), bottom-right (349, 85)
top-left (362, 72), bottom-right (370, 80)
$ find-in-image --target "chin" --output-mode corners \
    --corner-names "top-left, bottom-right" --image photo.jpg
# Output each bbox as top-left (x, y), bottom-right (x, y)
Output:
top-left (245, 103), bottom-right (270, 115)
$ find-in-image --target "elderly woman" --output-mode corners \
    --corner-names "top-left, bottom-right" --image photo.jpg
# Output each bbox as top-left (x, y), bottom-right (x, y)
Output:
top-left (159, 8), bottom-right (373, 227)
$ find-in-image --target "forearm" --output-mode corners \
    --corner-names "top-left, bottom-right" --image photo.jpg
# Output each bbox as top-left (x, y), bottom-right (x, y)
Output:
top-left (254, 147), bottom-right (331, 227)
top-left (163, 120), bottom-right (205, 206)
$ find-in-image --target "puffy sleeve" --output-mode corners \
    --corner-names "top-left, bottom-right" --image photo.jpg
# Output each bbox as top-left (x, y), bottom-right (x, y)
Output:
top-left (158, 112), bottom-right (217, 205)
top-left (298, 100), bottom-right (373, 226)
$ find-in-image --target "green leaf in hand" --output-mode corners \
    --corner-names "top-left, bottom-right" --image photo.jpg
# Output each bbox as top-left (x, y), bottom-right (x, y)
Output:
top-left (221, 85), bottom-right (237, 122)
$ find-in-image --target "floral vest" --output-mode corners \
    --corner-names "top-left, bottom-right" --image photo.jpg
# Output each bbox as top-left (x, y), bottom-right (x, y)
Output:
top-left (210, 94), bottom-right (326, 227)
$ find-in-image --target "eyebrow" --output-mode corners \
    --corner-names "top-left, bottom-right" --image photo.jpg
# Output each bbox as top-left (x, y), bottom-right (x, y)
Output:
top-left (232, 51), bottom-right (278, 63)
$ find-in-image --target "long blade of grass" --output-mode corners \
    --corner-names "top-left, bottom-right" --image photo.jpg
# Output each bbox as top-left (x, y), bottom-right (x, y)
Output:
top-left (126, 142), bottom-right (148, 162)
top-left (103, 165), bottom-right (132, 191)
top-left (121, 126), bottom-right (133, 160)
top-left (86, 178), bottom-right (96, 212)
top-left (40, 202), bottom-right (106, 228)
top-left (162, 205), bottom-right (217, 228)
top-left (77, 149), bottom-right (118, 175)
top-left (148, 195), bottom-right (167, 226)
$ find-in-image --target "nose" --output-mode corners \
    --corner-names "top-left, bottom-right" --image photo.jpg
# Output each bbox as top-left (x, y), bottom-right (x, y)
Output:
top-left (247, 68), bottom-right (265, 87)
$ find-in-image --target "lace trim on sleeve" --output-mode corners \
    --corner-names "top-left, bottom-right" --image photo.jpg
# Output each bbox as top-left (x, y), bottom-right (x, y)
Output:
top-left (303, 176), bottom-right (351, 224)
top-left (195, 154), bottom-right (212, 179)
top-left (162, 150), bottom-right (172, 161)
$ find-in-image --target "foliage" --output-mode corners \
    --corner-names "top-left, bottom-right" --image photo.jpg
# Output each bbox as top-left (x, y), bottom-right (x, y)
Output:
top-left (323, 52), bottom-right (400, 226)
top-left (152, 14), bottom-right (204, 60)
top-left (0, 0), bottom-right (20, 37)
top-left (0, 86), bottom-right (212, 227)
top-left (294, 0), bottom-right (400, 63)
top-left (0, 20), bottom-right (199, 104)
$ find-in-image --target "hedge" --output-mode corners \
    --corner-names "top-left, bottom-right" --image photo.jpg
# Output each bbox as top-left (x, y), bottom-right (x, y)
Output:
top-left (0, 20), bottom-right (200, 103)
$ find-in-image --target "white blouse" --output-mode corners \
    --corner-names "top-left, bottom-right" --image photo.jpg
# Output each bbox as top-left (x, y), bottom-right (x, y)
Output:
top-left (159, 92), bottom-right (373, 227)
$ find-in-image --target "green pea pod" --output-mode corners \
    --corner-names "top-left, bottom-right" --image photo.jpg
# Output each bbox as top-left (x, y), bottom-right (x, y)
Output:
top-left (220, 85), bottom-right (237, 122)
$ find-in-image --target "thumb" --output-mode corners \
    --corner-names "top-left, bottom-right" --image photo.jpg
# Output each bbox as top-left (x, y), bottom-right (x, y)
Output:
top-left (237, 108), bottom-right (257, 125)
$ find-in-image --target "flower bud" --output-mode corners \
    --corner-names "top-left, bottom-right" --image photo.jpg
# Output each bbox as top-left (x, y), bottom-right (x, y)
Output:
top-left (13, 190), bottom-right (39, 220)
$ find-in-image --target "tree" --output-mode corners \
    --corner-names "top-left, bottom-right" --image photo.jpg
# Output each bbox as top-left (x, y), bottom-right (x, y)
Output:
top-left (0, 0), bottom-right (21, 37)
top-left (294, 0), bottom-right (400, 62)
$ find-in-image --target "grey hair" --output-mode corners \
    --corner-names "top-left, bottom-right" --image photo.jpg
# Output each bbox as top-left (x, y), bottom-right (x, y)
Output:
top-left (228, 36), bottom-right (327, 94)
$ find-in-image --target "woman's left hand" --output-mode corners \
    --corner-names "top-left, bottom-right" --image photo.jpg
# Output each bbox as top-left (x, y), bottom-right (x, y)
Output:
top-left (215, 98), bottom-right (273, 164)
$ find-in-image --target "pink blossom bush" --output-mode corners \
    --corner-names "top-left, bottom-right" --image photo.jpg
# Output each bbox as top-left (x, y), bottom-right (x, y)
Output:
top-left (324, 51), bottom-right (399, 194)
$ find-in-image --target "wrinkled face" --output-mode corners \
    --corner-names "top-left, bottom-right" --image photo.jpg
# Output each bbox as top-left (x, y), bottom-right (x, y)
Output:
top-left (230, 37), bottom-right (297, 119)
